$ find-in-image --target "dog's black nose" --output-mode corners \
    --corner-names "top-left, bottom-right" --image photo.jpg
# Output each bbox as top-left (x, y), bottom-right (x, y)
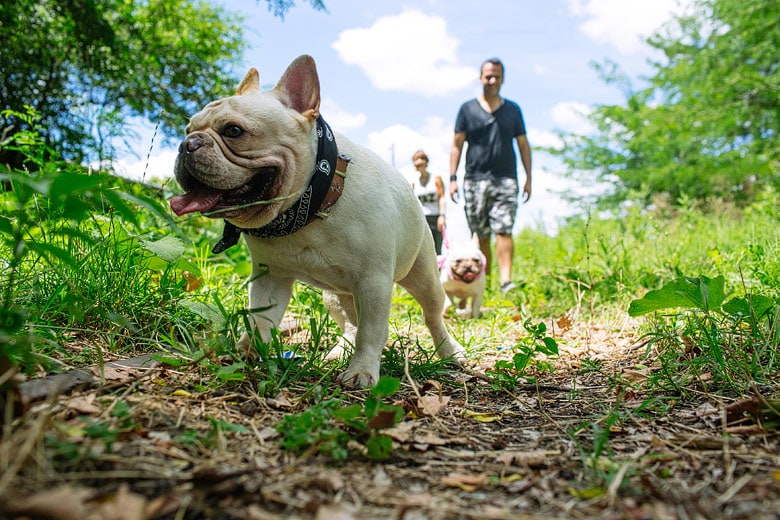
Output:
top-left (181, 134), bottom-right (205, 153)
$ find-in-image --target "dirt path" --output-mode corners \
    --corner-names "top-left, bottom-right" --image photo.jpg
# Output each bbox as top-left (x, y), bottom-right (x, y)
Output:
top-left (1, 323), bottom-right (778, 519)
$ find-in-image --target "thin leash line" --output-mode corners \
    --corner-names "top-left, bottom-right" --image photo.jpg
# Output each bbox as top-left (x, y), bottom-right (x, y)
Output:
top-left (142, 110), bottom-right (165, 184)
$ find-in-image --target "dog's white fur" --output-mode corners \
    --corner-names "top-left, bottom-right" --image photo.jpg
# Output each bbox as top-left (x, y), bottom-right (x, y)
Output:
top-left (171, 55), bottom-right (465, 387)
top-left (440, 241), bottom-right (486, 319)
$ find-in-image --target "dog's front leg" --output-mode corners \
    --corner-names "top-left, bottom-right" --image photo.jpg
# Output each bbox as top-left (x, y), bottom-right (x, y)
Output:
top-left (470, 292), bottom-right (483, 319)
top-left (236, 272), bottom-right (294, 355)
top-left (336, 279), bottom-right (393, 388)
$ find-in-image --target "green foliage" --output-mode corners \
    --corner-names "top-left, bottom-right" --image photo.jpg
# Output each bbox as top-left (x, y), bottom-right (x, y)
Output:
top-left (486, 319), bottom-right (559, 391)
top-left (380, 334), bottom-right (461, 381)
top-left (275, 398), bottom-right (351, 460)
top-left (629, 273), bottom-right (779, 395)
top-left (549, 0), bottom-right (779, 210)
top-left (0, 0), bottom-right (325, 166)
top-left (0, 111), bottom-right (203, 375)
top-left (276, 377), bottom-right (404, 461)
top-left (172, 417), bottom-right (248, 449)
top-left (332, 377), bottom-right (404, 460)
top-left (628, 275), bottom-right (727, 316)
top-left (567, 407), bottom-right (627, 498)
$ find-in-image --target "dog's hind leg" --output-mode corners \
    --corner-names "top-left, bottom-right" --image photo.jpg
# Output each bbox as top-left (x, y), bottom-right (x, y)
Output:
top-left (401, 253), bottom-right (466, 364)
top-left (322, 290), bottom-right (358, 361)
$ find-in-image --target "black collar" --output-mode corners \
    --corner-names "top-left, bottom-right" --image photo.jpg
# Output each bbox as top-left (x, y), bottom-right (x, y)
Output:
top-left (212, 116), bottom-right (345, 253)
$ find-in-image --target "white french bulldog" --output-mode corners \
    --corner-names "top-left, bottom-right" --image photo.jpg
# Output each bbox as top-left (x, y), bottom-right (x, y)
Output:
top-left (169, 55), bottom-right (465, 387)
top-left (440, 241), bottom-right (486, 319)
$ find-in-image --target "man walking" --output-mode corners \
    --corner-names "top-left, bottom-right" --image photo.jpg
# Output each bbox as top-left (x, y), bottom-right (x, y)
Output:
top-left (450, 57), bottom-right (532, 294)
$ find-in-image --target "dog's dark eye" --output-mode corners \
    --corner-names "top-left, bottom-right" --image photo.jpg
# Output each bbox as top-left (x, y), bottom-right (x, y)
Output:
top-left (222, 124), bottom-right (243, 138)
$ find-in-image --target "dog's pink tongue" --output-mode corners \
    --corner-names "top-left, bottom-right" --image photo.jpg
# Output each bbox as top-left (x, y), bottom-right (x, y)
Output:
top-left (462, 272), bottom-right (477, 282)
top-left (170, 188), bottom-right (223, 216)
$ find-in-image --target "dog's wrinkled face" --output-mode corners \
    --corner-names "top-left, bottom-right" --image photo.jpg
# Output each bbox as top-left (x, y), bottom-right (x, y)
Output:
top-left (169, 58), bottom-right (321, 229)
top-left (447, 245), bottom-right (485, 283)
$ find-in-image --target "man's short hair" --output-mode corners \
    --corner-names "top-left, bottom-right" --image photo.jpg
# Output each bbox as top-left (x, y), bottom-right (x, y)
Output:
top-left (481, 58), bottom-right (504, 76)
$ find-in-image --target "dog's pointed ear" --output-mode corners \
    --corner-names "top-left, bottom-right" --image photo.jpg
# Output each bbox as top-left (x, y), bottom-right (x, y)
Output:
top-left (275, 55), bottom-right (320, 121)
top-left (236, 68), bottom-right (260, 95)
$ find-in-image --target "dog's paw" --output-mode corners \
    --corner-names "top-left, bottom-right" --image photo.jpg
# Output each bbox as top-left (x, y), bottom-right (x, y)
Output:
top-left (455, 307), bottom-right (473, 319)
top-left (236, 332), bottom-right (260, 360)
top-left (438, 340), bottom-right (467, 366)
top-left (337, 366), bottom-right (379, 389)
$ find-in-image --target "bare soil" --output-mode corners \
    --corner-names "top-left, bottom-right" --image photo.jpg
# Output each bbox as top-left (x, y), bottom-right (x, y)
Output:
top-left (1, 315), bottom-right (779, 520)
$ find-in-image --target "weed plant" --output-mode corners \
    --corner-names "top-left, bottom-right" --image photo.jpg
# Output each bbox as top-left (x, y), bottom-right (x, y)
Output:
top-left (2, 112), bottom-right (779, 438)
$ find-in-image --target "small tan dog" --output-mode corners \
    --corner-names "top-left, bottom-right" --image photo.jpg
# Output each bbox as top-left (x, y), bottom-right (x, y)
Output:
top-left (439, 240), bottom-right (487, 319)
top-left (169, 55), bottom-right (465, 387)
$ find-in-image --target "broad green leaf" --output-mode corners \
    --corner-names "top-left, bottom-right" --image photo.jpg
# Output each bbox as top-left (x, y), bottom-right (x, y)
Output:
top-left (0, 216), bottom-right (14, 236)
top-left (49, 172), bottom-right (103, 198)
top-left (0, 172), bottom-right (51, 197)
top-left (177, 300), bottom-right (225, 328)
top-left (366, 434), bottom-right (393, 460)
top-left (141, 235), bottom-right (185, 264)
top-left (371, 376), bottom-right (400, 398)
top-left (628, 275), bottom-right (726, 316)
top-left (722, 295), bottom-right (776, 319)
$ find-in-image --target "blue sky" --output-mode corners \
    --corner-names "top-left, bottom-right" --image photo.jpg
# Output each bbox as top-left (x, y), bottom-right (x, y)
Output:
top-left (117, 0), bottom-right (690, 235)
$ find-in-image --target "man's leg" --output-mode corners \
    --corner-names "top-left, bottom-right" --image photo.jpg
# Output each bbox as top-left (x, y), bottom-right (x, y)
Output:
top-left (478, 234), bottom-right (492, 280)
top-left (496, 233), bottom-right (513, 286)
top-left (490, 177), bottom-right (519, 292)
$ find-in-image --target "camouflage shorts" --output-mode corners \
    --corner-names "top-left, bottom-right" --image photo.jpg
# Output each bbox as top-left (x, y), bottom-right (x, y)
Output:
top-left (463, 177), bottom-right (519, 237)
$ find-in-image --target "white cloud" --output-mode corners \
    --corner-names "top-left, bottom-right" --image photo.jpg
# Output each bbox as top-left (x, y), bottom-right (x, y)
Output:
top-left (551, 101), bottom-right (595, 134)
top-left (320, 97), bottom-right (366, 131)
top-left (567, 0), bottom-right (689, 54)
top-left (112, 149), bottom-right (177, 183)
top-left (528, 128), bottom-right (561, 149)
top-left (332, 9), bottom-right (475, 96)
top-left (366, 116), bottom-right (452, 175)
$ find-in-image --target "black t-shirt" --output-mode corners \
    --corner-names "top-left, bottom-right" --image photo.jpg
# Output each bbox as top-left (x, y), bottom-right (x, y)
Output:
top-left (454, 98), bottom-right (526, 180)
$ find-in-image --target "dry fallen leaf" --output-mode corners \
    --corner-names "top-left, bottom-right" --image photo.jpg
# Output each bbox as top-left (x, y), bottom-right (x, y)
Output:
top-left (367, 409), bottom-right (400, 429)
top-left (495, 450), bottom-right (549, 468)
top-left (384, 421), bottom-right (415, 443)
top-left (182, 271), bottom-right (203, 292)
top-left (66, 393), bottom-right (101, 415)
top-left (441, 473), bottom-right (489, 492)
top-left (97, 483), bottom-right (149, 520)
top-left (91, 365), bottom-right (139, 382)
top-left (621, 368), bottom-right (651, 384)
top-left (311, 471), bottom-right (346, 493)
top-left (6, 485), bottom-right (92, 520)
top-left (417, 394), bottom-right (450, 416)
top-left (7, 484), bottom-right (151, 520)
top-left (412, 430), bottom-right (449, 447)
top-left (556, 315), bottom-right (572, 331)
top-left (463, 410), bottom-right (502, 423)
top-left (315, 501), bottom-right (359, 520)
top-left (266, 393), bottom-right (294, 409)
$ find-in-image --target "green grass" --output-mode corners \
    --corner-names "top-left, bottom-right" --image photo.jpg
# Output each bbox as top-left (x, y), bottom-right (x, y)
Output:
top-left (2, 123), bottom-right (779, 464)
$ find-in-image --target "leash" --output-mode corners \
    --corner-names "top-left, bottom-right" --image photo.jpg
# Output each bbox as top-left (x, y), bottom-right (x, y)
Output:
top-left (437, 223), bottom-right (450, 269)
